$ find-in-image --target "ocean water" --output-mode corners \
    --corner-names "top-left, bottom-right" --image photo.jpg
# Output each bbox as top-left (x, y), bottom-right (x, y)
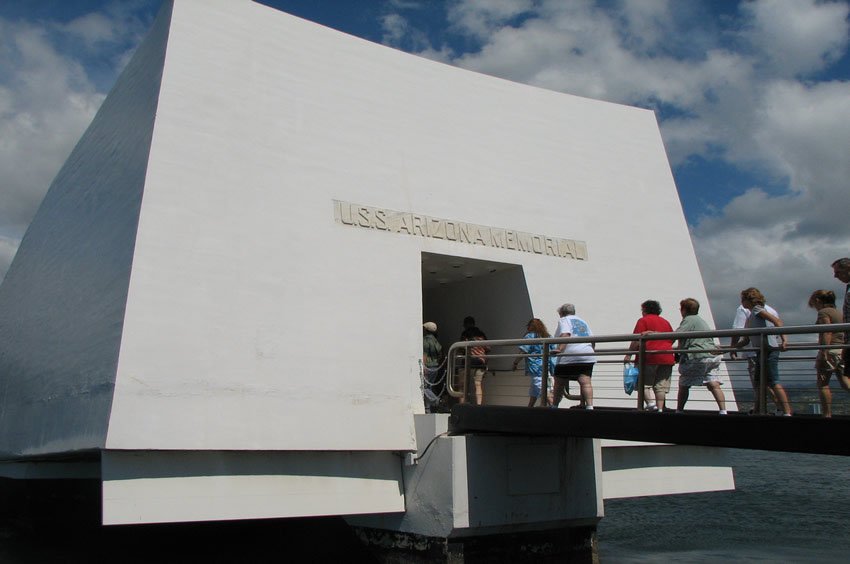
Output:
top-left (598, 448), bottom-right (850, 563)
top-left (599, 388), bottom-right (850, 563)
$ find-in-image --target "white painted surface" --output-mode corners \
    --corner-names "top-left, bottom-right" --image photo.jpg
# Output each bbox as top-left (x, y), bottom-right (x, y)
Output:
top-left (349, 415), bottom-right (602, 538)
top-left (0, 2), bottom-right (173, 458)
top-left (601, 444), bottom-right (735, 499)
top-left (101, 450), bottom-right (404, 525)
top-left (1, 0), bottom-right (727, 459)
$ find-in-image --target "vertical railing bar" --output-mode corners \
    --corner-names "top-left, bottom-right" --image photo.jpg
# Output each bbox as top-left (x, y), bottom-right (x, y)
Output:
top-left (464, 346), bottom-right (471, 405)
top-left (637, 336), bottom-right (647, 411)
top-left (542, 344), bottom-right (550, 407)
top-left (758, 334), bottom-right (767, 415)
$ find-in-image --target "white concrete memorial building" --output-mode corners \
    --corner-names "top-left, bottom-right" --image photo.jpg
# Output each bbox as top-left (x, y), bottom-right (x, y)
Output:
top-left (0, 0), bottom-right (733, 559)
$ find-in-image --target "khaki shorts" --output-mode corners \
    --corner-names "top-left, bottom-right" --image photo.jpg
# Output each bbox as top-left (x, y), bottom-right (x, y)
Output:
top-left (472, 368), bottom-right (486, 383)
top-left (643, 364), bottom-right (673, 394)
top-left (815, 350), bottom-right (844, 376)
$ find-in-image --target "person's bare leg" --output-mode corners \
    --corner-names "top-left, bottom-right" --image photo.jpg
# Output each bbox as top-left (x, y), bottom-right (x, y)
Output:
top-left (644, 388), bottom-right (657, 409)
top-left (457, 368), bottom-right (467, 404)
top-left (677, 386), bottom-right (689, 411)
top-left (474, 375), bottom-right (484, 405)
top-left (771, 383), bottom-right (792, 415)
top-left (528, 396), bottom-right (537, 408)
top-left (578, 375), bottom-right (593, 408)
top-left (706, 381), bottom-right (726, 411)
top-left (770, 388), bottom-right (780, 411)
top-left (552, 377), bottom-right (566, 407)
top-left (655, 389), bottom-right (666, 411)
top-left (817, 373), bottom-right (832, 417)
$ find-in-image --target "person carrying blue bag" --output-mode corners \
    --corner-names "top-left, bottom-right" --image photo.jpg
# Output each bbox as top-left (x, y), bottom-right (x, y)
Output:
top-left (513, 318), bottom-right (558, 407)
top-left (623, 363), bottom-right (639, 395)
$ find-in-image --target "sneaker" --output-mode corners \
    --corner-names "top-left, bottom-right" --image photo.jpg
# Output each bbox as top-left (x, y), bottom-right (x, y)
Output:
top-left (645, 405), bottom-right (659, 412)
top-left (719, 410), bottom-right (728, 415)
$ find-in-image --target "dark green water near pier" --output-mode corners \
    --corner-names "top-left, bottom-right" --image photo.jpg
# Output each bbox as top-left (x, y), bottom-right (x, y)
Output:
top-left (599, 448), bottom-right (850, 562)
top-left (600, 388), bottom-right (850, 562)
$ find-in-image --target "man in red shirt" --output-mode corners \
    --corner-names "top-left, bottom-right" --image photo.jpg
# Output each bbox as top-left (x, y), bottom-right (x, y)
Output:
top-left (624, 300), bottom-right (675, 411)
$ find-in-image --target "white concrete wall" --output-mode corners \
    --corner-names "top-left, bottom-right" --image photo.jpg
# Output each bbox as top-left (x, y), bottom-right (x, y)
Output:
top-left (1, 0), bottom-right (726, 458)
top-left (102, 449), bottom-right (404, 525)
top-left (601, 443), bottom-right (735, 499)
top-left (349, 415), bottom-right (602, 538)
top-left (0, 2), bottom-right (174, 457)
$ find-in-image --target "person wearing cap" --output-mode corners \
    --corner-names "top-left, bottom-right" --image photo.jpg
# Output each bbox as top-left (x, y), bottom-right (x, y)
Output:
top-left (422, 322), bottom-right (443, 412)
top-left (422, 322), bottom-right (442, 370)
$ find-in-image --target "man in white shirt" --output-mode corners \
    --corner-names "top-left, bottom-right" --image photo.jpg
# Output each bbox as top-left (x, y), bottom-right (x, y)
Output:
top-left (730, 303), bottom-right (781, 412)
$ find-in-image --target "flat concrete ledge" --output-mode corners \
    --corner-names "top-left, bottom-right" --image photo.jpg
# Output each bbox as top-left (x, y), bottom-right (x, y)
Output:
top-left (449, 405), bottom-right (850, 456)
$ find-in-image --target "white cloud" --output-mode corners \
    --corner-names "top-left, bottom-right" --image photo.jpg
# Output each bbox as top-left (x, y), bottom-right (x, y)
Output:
top-left (692, 189), bottom-right (849, 327)
top-left (381, 10), bottom-right (448, 56)
top-left (694, 79), bottom-right (850, 326)
top-left (3, 0), bottom-right (849, 329)
top-left (387, 0), bottom-right (850, 328)
top-left (381, 12), bottom-right (409, 46)
top-left (447, 0), bottom-right (535, 39)
top-left (742, 0), bottom-right (849, 77)
top-left (0, 19), bottom-right (104, 235)
top-left (0, 5), bottom-right (149, 280)
top-left (58, 12), bottom-right (118, 47)
top-left (753, 80), bottom-right (850, 194)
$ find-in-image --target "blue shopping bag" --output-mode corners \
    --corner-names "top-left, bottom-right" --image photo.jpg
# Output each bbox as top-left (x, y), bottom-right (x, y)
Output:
top-left (623, 363), bottom-right (639, 395)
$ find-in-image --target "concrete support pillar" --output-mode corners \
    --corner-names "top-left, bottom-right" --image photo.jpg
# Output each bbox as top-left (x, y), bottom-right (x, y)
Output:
top-left (347, 414), bottom-right (603, 563)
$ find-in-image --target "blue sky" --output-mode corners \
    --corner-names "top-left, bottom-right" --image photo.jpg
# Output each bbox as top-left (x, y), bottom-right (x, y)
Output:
top-left (1, 0), bottom-right (849, 327)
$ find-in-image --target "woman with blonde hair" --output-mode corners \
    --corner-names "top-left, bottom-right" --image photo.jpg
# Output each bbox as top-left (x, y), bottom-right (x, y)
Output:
top-left (735, 288), bottom-right (792, 415)
top-left (808, 290), bottom-right (848, 417)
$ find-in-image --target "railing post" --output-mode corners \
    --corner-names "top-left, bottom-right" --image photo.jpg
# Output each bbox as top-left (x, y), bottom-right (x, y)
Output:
top-left (463, 346), bottom-right (471, 405)
top-left (447, 347), bottom-right (459, 398)
top-left (542, 345), bottom-right (550, 407)
top-left (637, 337), bottom-right (647, 411)
top-left (758, 335), bottom-right (767, 415)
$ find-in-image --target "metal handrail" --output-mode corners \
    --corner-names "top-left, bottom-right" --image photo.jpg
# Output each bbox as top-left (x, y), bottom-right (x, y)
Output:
top-left (446, 323), bottom-right (850, 410)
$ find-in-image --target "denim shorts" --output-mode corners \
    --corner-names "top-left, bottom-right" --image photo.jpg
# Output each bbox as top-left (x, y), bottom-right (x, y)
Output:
top-left (528, 374), bottom-right (554, 398)
top-left (753, 349), bottom-right (780, 385)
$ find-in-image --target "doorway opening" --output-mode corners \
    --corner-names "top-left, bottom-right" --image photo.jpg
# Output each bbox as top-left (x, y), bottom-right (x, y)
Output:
top-left (421, 252), bottom-right (533, 373)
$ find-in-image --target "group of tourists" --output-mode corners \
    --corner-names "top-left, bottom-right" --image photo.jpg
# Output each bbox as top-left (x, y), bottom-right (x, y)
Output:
top-left (421, 316), bottom-right (490, 410)
top-left (422, 257), bottom-right (850, 416)
top-left (511, 298), bottom-right (726, 414)
top-left (622, 298), bottom-right (727, 414)
top-left (725, 259), bottom-right (850, 417)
